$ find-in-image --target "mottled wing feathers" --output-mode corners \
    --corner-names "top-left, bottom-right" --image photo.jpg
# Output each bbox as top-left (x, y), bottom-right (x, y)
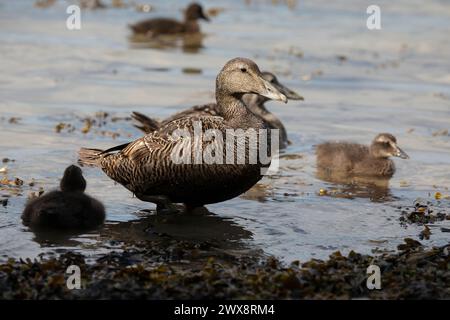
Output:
top-left (120, 136), bottom-right (163, 163)
top-left (157, 114), bottom-right (226, 136)
top-left (161, 103), bottom-right (219, 126)
top-left (132, 103), bottom-right (219, 135)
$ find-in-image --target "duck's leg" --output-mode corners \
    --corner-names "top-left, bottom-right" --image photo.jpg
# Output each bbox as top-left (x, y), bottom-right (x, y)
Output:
top-left (135, 193), bottom-right (180, 214)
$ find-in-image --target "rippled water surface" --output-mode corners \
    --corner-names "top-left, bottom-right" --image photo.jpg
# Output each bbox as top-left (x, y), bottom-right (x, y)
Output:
top-left (1, 0), bottom-right (449, 262)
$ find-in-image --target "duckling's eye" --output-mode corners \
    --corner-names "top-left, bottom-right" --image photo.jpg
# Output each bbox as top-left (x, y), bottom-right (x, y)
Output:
top-left (240, 67), bottom-right (247, 73)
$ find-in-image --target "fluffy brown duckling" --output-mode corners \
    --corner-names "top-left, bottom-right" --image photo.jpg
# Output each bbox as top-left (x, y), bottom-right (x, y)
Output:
top-left (129, 2), bottom-right (209, 37)
top-left (316, 133), bottom-right (409, 178)
top-left (22, 165), bottom-right (105, 230)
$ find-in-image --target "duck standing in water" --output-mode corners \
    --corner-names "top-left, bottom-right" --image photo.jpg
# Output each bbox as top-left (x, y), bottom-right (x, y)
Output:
top-left (132, 72), bottom-right (303, 149)
top-left (79, 58), bottom-right (287, 213)
top-left (22, 165), bottom-right (105, 230)
top-left (129, 3), bottom-right (209, 37)
top-left (316, 133), bottom-right (409, 178)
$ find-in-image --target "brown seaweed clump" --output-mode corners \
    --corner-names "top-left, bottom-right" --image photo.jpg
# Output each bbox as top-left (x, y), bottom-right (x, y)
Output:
top-left (0, 239), bottom-right (448, 300)
top-left (54, 112), bottom-right (132, 138)
top-left (399, 201), bottom-right (450, 225)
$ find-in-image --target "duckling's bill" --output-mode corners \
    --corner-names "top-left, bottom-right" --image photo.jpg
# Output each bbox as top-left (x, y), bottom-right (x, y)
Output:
top-left (394, 146), bottom-right (409, 159)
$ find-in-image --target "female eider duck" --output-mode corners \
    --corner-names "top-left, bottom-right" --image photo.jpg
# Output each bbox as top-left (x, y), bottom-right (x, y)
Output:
top-left (129, 2), bottom-right (209, 37)
top-left (22, 165), bottom-right (105, 230)
top-left (79, 58), bottom-right (287, 213)
top-left (132, 72), bottom-right (303, 149)
top-left (316, 133), bottom-right (409, 178)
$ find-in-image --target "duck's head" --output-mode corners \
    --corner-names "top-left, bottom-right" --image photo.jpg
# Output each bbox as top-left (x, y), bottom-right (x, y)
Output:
top-left (370, 133), bottom-right (409, 159)
top-left (261, 72), bottom-right (304, 101)
top-left (185, 3), bottom-right (209, 21)
top-left (60, 165), bottom-right (87, 192)
top-left (216, 58), bottom-right (288, 103)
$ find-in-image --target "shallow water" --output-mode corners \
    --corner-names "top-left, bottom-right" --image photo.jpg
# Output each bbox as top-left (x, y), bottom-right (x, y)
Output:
top-left (0, 0), bottom-right (449, 263)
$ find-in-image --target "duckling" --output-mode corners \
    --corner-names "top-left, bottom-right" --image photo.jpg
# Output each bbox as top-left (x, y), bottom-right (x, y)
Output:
top-left (131, 72), bottom-right (303, 149)
top-left (22, 165), bottom-right (105, 230)
top-left (316, 133), bottom-right (409, 178)
top-left (129, 3), bottom-right (209, 37)
top-left (79, 58), bottom-right (287, 213)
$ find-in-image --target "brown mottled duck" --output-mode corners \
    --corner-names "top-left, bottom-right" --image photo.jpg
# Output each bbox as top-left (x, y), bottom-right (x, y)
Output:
top-left (316, 133), bottom-right (409, 178)
top-left (22, 165), bottom-right (105, 230)
top-left (132, 72), bottom-right (303, 149)
top-left (129, 2), bottom-right (209, 37)
top-left (79, 58), bottom-right (287, 213)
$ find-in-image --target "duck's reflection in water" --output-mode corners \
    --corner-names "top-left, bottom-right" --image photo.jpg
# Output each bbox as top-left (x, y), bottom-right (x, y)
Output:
top-left (29, 210), bottom-right (255, 258)
top-left (102, 210), bottom-right (253, 249)
top-left (30, 228), bottom-right (99, 247)
top-left (315, 168), bottom-right (394, 202)
top-left (128, 33), bottom-right (204, 53)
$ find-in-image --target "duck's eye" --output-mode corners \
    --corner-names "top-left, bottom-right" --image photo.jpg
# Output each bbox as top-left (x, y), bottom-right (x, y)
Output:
top-left (240, 67), bottom-right (247, 73)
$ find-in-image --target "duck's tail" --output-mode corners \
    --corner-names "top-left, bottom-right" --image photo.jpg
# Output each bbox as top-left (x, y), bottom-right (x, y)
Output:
top-left (131, 111), bottom-right (160, 133)
top-left (78, 148), bottom-right (104, 167)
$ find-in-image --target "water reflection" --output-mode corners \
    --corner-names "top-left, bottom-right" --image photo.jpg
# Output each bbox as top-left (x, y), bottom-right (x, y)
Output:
top-left (315, 168), bottom-right (394, 202)
top-left (102, 210), bottom-right (252, 247)
top-left (31, 230), bottom-right (88, 247)
top-left (28, 210), bottom-right (253, 254)
top-left (128, 33), bottom-right (204, 53)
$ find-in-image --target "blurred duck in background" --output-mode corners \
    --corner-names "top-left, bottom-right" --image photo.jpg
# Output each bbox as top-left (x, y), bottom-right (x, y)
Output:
top-left (129, 2), bottom-right (209, 37)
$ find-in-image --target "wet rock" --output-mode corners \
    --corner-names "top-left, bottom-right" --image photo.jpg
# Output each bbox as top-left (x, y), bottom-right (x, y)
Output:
top-left (135, 4), bottom-right (153, 13)
top-left (8, 117), bottom-right (21, 124)
top-left (419, 225), bottom-right (431, 240)
top-left (336, 55), bottom-right (348, 62)
top-left (432, 129), bottom-right (449, 137)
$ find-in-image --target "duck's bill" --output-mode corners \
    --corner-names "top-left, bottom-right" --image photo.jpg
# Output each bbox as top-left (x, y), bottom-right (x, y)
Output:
top-left (200, 12), bottom-right (210, 21)
top-left (274, 82), bottom-right (304, 101)
top-left (394, 146), bottom-right (409, 159)
top-left (259, 78), bottom-right (288, 103)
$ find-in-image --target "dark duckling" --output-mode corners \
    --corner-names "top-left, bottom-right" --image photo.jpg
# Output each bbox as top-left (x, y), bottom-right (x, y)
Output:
top-left (22, 165), bottom-right (105, 230)
top-left (129, 3), bottom-right (209, 37)
top-left (316, 133), bottom-right (409, 178)
top-left (79, 58), bottom-right (287, 213)
top-left (131, 72), bottom-right (303, 149)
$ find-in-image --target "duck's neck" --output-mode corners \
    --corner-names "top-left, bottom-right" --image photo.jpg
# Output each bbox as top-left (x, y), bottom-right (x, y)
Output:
top-left (216, 91), bottom-right (264, 129)
top-left (184, 20), bottom-right (200, 33)
top-left (369, 145), bottom-right (389, 160)
top-left (242, 94), bottom-right (288, 142)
